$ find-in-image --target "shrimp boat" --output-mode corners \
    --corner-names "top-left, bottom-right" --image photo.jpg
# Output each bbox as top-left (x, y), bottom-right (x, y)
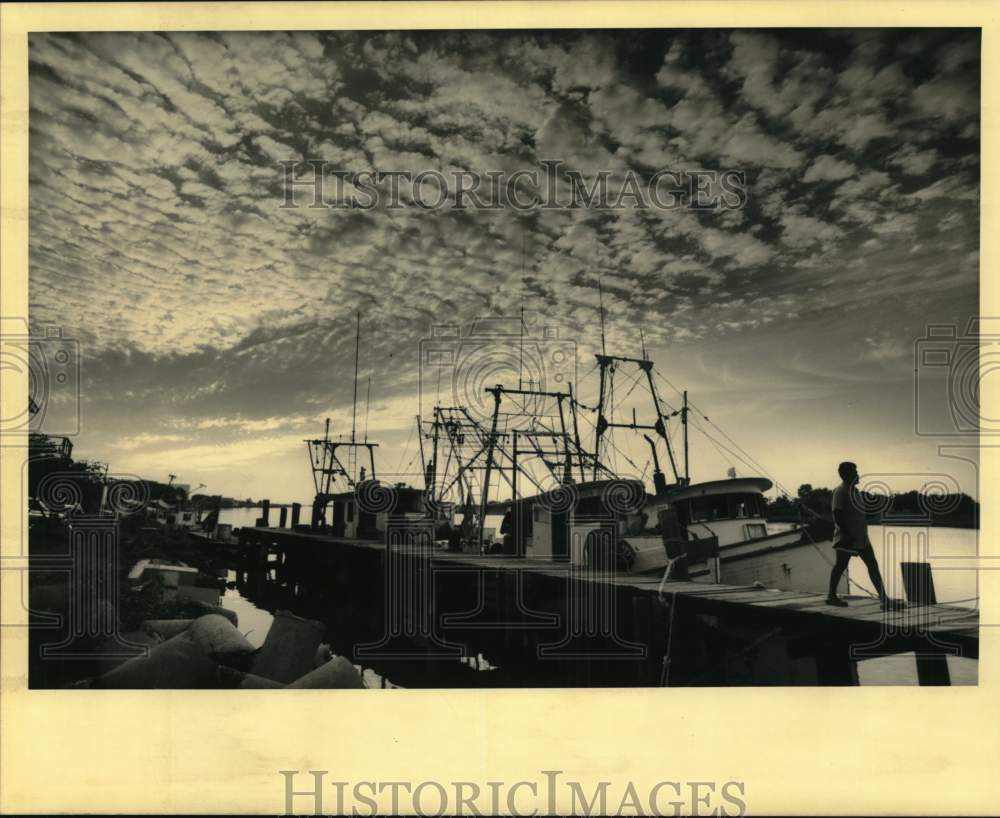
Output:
top-left (418, 325), bottom-right (837, 594)
top-left (306, 415), bottom-right (428, 539)
top-left (307, 308), bottom-right (836, 593)
top-left (585, 351), bottom-right (837, 593)
top-left (305, 312), bottom-right (428, 540)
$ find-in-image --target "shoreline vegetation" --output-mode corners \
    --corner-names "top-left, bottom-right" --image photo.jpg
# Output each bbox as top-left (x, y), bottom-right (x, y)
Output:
top-left (765, 484), bottom-right (979, 530)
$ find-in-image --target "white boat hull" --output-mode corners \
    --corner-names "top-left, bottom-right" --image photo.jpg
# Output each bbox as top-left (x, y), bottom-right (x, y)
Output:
top-left (698, 534), bottom-right (845, 595)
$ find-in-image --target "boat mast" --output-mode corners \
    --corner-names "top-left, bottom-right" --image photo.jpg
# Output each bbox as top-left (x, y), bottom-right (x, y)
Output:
top-left (593, 279), bottom-right (609, 481)
top-left (416, 414), bottom-right (426, 490)
top-left (682, 390), bottom-right (689, 484)
top-left (350, 310), bottom-right (360, 444)
top-left (598, 278), bottom-right (607, 356)
top-left (322, 418), bottom-right (331, 494)
top-left (643, 433), bottom-right (667, 495)
top-left (518, 305), bottom-right (525, 390)
top-left (304, 310), bottom-right (379, 500)
top-left (569, 383), bottom-right (586, 484)
top-left (363, 376), bottom-right (372, 442)
top-left (478, 386), bottom-right (503, 549)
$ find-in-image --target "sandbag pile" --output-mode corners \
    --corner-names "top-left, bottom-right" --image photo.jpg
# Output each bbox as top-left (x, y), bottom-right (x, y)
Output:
top-left (85, 609), bottom-right (367, 689)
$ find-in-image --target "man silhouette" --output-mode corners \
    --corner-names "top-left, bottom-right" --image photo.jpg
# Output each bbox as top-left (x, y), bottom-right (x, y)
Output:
top-left (826, 461), bottom-right (903, 610)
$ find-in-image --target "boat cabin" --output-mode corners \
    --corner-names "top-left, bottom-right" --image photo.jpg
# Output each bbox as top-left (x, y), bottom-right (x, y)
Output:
top-left (318, 482), bottom-right (426, 540)
top-left (650, 477), bottom-right (774, 547)
top-left (500, 479), bottom-right (652, 567)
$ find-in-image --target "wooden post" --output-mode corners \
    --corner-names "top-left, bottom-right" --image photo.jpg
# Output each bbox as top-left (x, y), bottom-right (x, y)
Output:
top-left (261, 499), bottom-right (271, 527)
top-left (901, 562), bottom-right (951, 686)
top-left (279, 506), bottom-right (288, 528)
top-left (901, 561), bottom-right (937, 604)
top-left (291, 503), bottom-right (301, 528)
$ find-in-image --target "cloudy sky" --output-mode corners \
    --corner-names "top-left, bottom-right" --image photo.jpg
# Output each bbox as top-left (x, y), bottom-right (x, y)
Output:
top-left (28, 28), bottom-right (980, 501)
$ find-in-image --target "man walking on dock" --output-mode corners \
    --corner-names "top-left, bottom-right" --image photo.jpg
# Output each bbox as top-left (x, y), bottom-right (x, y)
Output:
top-left (826, 461), bottom-right (903, 611)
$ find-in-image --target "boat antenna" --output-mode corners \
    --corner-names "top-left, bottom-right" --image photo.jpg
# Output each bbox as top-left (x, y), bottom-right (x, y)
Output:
top-left (640, 326), bottom-right (647, 360)
top-left (598, 278), bottom-right (607, 355)
top-left (519, 226), bottom-right (528, 390)
top-left (518, 304), bottom-right (525, 390)
top-left (364, 375), bottom-right (372, 443)
top-left (351, 309), bottom-right (360, 443)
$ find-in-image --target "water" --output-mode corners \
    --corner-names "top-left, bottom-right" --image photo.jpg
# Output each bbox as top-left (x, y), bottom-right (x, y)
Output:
top-left (849, 524), bottom-right (979, 609)
top-left (221, 574), bottom-right (402, 688)
top-left (221, 579), bottom-right (273, 649)
top-left (844, 524), bottom-right (979, 685)
top-left (219, 505), bottom-right (297, 530)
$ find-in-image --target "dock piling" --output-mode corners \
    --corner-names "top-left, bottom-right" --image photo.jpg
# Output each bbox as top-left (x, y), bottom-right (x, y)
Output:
top-left (901, 561), bottom-right (952, 686)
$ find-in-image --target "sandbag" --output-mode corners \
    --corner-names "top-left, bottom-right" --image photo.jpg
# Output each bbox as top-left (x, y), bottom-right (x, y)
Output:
top-left (142, 619), bottom-right (194, 640)
top-left (192, 600), bottom-right (238, 626)
top-left (239, 672), bottom-right (284, 689)
top-left (250, 610), bottom-right (325, 684)
top-left (92, 630), bottom-right (161, 677)
top-left (91, 631), bottom-right (221, 689)
top-left (286, 657), bottom-right (367, 689)
top-left (209, 665), bottom-right (283, 688)
top-left (188, 614), bottom-right (256, 662)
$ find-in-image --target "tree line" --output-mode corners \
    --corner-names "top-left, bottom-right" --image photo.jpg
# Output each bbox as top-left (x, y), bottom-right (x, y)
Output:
top-left (766, 484), bottom-right (979, 528)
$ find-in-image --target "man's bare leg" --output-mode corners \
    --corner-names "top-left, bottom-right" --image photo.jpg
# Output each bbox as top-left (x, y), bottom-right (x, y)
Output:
top-left (860, 548), bottom-right (903, 610)
top-left (827, 549), bottom-right (852, 606)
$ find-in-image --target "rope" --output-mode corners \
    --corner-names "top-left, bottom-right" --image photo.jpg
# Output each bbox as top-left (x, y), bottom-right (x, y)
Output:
top-left (575, 399), bottom-right (644, 475)
top-left (657, 559), bottom-right (683, 686)
top-left (798, 523), bottom-right (876, 597)
top-left (654, 366), bottom-right (795, 495)
top-left (392, 419), bottom-right (417, 477)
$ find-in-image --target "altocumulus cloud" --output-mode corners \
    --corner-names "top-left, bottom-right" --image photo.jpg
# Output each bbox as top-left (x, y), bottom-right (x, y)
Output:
top-left (28, 29), bottom-right (979, 495)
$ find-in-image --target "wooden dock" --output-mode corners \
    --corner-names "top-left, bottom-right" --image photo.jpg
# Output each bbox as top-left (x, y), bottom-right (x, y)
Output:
top-left (233, 526), bottom-right (979, 686)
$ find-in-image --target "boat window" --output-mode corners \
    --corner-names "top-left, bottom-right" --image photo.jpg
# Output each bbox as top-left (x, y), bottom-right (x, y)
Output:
top-left (709, 495), bottom-right (729, 520)
top-left (730, 493), bottom-right (764, 518)
top-left (689, 497), bottom-right (710, 522)
top-left (744, 522), bottom-right (767, 540)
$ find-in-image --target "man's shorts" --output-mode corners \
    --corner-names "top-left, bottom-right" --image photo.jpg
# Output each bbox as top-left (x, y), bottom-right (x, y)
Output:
top-left (833, 539), bottom-right (875, 557)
